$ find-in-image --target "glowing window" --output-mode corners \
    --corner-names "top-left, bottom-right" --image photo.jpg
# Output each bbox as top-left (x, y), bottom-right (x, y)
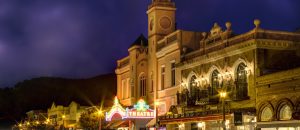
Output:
top-left (279, 105), bottom-right (292, 120)
top-left (261, 107), bottom-right (273, 121)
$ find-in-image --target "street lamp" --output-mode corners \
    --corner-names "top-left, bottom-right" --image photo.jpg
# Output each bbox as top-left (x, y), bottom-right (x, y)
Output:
top-left (154, 101), bottom-right (160, 128)
top-left (197, 122), bottom-right (204, 130)
top-left (220, 91), bottom-right (227, 130)
top-left (97, 110), bottom-right (103, 130)
top-left (62, 115), bottom-right (66, 130)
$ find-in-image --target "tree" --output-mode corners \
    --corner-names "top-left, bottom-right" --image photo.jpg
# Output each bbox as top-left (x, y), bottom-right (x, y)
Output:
top-left (79, 109), bottom-right (99, 129)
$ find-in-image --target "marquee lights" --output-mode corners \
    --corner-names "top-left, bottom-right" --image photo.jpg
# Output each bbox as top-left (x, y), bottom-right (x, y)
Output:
top-left (105, 96), bottom-right (126, 121)
top-left (125, 99), bottom-right (155, 119)
top-left (105, 97), bottom-right (155, 121)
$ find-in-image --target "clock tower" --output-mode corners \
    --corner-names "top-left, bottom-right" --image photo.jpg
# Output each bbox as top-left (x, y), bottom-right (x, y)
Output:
top-left (147, 0), bottom-right (176, 103)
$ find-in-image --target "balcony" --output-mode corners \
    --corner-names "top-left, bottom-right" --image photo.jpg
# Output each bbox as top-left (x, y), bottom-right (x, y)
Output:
top-left (176, 88), bottom-right (219, 106)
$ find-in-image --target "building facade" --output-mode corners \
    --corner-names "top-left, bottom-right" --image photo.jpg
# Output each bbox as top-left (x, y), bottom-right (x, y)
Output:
top-left (115, 0), bottom-right (300, 129)
top-left (47, 101), bottom-right (88, 129)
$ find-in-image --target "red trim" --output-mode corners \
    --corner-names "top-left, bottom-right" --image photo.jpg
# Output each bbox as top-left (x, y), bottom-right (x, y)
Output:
top-left (160, 114), bottom-right (230, 124)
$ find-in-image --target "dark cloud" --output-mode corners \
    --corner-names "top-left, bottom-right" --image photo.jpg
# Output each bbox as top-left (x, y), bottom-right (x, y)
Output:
top-left (0, 0), bottom-right (299, 87)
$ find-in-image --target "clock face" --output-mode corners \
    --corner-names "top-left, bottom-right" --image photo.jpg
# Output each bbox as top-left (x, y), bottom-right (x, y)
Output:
top-left (149, 19), bottom-right (154, 31)
top-left (160, 16), bottom-right (171, 29)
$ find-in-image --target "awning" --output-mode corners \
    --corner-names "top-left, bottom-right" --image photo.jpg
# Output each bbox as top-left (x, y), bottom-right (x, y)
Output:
top-left (146, 118), bottom-right (156, 127)
top-left (106, 120), bottom-right (130, 129)
top-left (159, 114), bottom-right (226, 124)
top-left (257, 120), bottom-right (300, 128)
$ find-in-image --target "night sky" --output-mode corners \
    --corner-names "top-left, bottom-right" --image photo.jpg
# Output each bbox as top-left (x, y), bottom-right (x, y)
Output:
top-left (0, 0), bottom-right (299, 87)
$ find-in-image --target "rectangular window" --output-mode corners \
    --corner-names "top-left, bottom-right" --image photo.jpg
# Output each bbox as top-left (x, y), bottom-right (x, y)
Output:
top-left (151, 74), bottom-right (154, 92)
top-left (171, 62), bottom-right (176, 86)
top-left (151, 79), bottom-right (154, 92)
top-left (122, 79), bottom-right (126, 99)
top-left (161, 66), bottom-right (165, 90)
top-left (127, 78), bottom-right (130, 98)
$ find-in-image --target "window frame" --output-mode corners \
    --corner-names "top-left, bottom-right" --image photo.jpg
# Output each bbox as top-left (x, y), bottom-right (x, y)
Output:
top-left (171, 61), bottom-right (176, 87)
top-left (161, 66), bottom-right (165, 90)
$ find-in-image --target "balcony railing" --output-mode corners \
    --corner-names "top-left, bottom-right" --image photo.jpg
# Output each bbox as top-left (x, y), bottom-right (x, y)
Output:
top-left (157, 31), bottom-right (178, 52)
top-left (176, 88), bottom-right (219, 106)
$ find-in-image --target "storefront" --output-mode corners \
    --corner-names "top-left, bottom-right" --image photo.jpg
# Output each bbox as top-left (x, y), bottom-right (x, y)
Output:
top-left (158, 108), bottom-right (256, 130)
top-left (105, 97), bottom-right (155, 130)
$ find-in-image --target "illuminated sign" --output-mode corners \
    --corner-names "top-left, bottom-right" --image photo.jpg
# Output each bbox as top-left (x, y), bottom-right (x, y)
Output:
top-left (106, 97), bottom-right (126, 121)
top-left (125, 99), bottom-right (155, 119)
top-left (105, 97), bottom-right (155, 121)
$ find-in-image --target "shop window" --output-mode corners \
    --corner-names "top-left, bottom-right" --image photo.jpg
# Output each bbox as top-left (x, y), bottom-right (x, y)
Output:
top-left (261, 107), bottom-right (273, 121)
top-left (236, 63), bottom-right (248, 98)
top-left (279, 105), bottom-right (292, 120)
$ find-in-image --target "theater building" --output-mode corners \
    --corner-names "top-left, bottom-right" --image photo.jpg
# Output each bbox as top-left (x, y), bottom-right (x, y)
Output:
top-left (114, 0), bottom-right (300, 129)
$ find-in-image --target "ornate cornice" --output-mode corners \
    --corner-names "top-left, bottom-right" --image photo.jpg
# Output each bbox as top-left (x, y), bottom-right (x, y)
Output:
top-left (115, 65), bottom-right (130, 75)
top-left (179, 39), bottom-right (300, 70)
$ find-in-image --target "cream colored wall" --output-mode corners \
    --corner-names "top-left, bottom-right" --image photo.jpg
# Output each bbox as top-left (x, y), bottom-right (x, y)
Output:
top-left (147, 4), bottom-right (176, 107)
top-left (117, 67), bottom-right (131, 106)
top-left (156, 44), bottom-right (181, 114)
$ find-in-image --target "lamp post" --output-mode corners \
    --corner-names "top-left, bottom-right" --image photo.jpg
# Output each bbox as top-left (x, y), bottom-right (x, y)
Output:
top-left (97, 110), bottom-right (103, 130)
top-left (220, 92), bottom-right (227, 130)
top-left (62, 115), bottom-right (65, 130)
top-left (197, 122), bottom-right (203, 130)
top-left (154, 101), bottom-right (160, 128)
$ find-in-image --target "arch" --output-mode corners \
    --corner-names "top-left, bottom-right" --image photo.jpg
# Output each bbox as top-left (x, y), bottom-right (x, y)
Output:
top-left (206, 65), bottom-right (221, 83)
top-left (232, 58), bottom-right (249, 79)
top-left (188, 75), bottom-right (198, 98)
top-left (235, 63), bottom-right (248, 99)
top-left (187, 71), bottom-right (198, 83)
top-left (275, 98), bottom-right (294, 120)
top-left (258, 102), bottom-right (274, 122)
top-left (186, 71), bottom-right (198, 91)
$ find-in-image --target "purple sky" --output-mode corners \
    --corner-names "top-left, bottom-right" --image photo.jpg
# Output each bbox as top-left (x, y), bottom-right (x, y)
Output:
top-left (0, 0), bottom-right (299, 87)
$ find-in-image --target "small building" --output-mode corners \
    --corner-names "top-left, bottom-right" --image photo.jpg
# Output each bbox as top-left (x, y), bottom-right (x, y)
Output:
top-left (47, 101), bottom-right (88, 129)
top-left (26, 110), bottom-right (47, 123)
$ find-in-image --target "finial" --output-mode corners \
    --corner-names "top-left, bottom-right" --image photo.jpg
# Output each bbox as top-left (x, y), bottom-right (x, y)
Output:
top-left (213, 22), bottom-right (219, 28)
top-left (225, 22), bottom-right (232, 31)
top-left (254, 19), bottom-right (261, 28)
top-left (202, 32), bottom-right (207, 37)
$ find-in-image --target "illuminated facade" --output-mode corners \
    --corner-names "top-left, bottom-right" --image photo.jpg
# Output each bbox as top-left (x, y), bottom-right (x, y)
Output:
top-left (47, 101), bottom-right (88, 129)
top-left (115, 0), bottom-right (300, 129)
top-left (105, 97), bottom-right (155, 129)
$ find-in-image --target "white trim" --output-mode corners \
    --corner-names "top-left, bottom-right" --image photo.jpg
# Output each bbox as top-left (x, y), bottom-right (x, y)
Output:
top-left (207, 65), bottom-right (221, 84)
top-left (232, 58), bottom-right (249, 79)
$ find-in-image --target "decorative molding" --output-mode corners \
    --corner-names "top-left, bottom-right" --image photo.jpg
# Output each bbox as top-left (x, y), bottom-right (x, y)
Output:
top-left (256, 67), bottom-right (300, 86)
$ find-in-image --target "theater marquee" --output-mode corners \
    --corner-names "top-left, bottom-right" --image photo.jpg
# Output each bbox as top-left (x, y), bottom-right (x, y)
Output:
top-left (106, 97), bottom-right (155, 121)
top-left (125, 99), bottom-right (155, 119)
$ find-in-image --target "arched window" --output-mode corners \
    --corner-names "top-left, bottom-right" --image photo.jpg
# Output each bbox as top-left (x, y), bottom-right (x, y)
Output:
top-left (211, 70), bottom-right (220, 96)
top-left (139, 74), bottom-right (146, 97)
top-left (261, 107), bottom-right (273, 121)
top-left (279, 105), bottom-right (292, 120)
top-left (189, 75), bottom-right (197, 98)
top-left (236, 63), bottom-right (248, 98)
